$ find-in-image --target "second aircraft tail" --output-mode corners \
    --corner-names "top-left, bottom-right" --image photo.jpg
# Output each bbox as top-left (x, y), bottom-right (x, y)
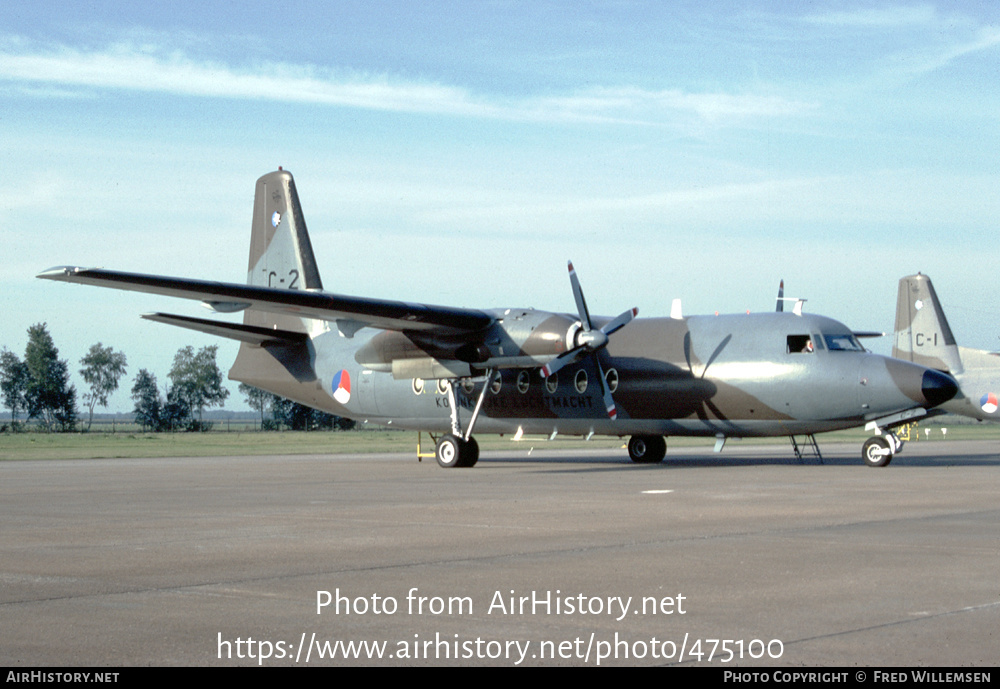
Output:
top-left (892, 274), bottom-right (964, 375)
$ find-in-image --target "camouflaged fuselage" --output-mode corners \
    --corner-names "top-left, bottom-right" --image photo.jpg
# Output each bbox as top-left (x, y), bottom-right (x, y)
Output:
top-left (259, 309), bottom-right (951, 438)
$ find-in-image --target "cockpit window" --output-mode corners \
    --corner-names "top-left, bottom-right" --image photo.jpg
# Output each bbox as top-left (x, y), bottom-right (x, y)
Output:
top-left (823, 333), bottom-right (864, 351)
top-left (787, 335), bottom-right (815, 353)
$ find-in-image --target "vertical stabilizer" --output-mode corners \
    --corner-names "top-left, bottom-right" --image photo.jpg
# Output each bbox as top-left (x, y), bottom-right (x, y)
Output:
top-left (229, 170), bottom-right (324, 400)
top-left (892, 274), bottom-right (964, 375)
top-left (244, 169), bottom-right (323, 333)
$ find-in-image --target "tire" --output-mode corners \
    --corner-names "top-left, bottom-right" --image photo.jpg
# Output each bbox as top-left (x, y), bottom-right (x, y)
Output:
top-left (435, 434), bottom-right (479, 468)
top-left (436, 434), bottom-right (463, 468)
top-left (460, 437), bottom-right (479, 468)
top-left (862, 436), bottom-right (893, 467)
top-left (628, 435), bottom-right (666, 463)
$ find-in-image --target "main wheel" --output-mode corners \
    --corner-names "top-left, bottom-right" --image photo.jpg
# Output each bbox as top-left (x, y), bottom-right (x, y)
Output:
top-left (862, 436), bottom-right (893, 467)
top-left (461, 436), bottom-right (480, 468)
top-left (435, 434), bottom-right (479, 468)
top-left (436, 434), bottom-right (463, 468)
top-left (628, 435), bottom-right (666, 463)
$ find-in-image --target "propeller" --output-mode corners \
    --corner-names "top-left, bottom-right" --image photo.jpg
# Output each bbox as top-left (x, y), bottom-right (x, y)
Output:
top-left (683, 331), bottom-right (733, 422)
top-left (540, 261), bottom-right (637, 419)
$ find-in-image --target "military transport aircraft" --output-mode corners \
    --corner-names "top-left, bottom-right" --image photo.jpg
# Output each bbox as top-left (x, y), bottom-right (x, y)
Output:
top-left (893, 273), bottom-right (1000, 425)
top-left (38, 170), bottom-right (958, 468)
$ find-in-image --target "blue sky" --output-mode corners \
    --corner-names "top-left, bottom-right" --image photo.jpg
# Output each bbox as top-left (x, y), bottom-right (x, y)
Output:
top-left (3, 1), bottom-right (999, 413)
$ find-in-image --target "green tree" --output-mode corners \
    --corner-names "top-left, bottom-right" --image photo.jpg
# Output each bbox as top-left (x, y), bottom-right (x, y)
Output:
top-left (168, 345), bottom-right (229, 424)
top-left (130, 369), bottom-right (162, 432)
top-left (239, 383), bottom-right (274, 428)
top-left (162, 385), bottom-right (194, 431)
top-left (271, 396), bottom-right (355, 431)
top-left (79, 343), bottom-right (128, 430)
top-left (23, 324), bottom-right (77, 431)
top-left (0, 348), bottom-right (29, 430)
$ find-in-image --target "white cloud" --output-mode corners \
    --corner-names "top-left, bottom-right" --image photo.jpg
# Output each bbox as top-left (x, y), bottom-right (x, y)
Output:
top-left (0, 38), bottom-right (812, 127)
top-left (908, 25), bottom-right (1000, 76)
top-left (802, 6), bottom-right (938, 27)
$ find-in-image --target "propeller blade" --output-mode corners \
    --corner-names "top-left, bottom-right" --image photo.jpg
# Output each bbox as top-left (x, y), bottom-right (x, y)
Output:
top-left (700, 334), bottom-right (732, 379)
top-left (594, 357), bottom-right (617, 420)
top-left (567, 261), bottom-right (593, 330)
top-left (600, 307), bottom-right (638, 336)
top-left (540, 349), bottom-right (582, 379)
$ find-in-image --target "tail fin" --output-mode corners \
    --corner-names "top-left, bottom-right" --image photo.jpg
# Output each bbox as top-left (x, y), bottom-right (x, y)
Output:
top-left (244, 169), bottom-right (323, 333)
top-left (229, 170), bottom-right (324, 402)
top-left (892, 273), bottom-right (964, 375)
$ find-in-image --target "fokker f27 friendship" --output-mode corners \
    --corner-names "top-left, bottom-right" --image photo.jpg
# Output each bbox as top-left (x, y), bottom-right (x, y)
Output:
top-left (38, 170), bottom-right (958, 468)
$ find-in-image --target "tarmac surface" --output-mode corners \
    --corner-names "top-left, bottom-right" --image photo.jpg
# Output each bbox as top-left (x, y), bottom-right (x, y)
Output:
top-left (1, 438), bottom-right (998, 667)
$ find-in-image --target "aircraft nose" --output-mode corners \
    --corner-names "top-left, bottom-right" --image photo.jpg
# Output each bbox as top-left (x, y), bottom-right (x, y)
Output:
top-left (921, 369), bottom-right (958, 407)
top-left (863, 356), bottom-right (959, 413)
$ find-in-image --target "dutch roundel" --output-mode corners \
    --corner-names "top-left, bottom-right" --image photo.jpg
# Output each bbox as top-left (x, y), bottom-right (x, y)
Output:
top-left (980, 392), bottom-right (998, 414)
top-left (332, 370), bottom-right (351, 404)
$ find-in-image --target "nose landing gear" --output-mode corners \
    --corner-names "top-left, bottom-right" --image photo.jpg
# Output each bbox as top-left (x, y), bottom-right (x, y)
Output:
top-left (862, 433), bottom-right (902, 467)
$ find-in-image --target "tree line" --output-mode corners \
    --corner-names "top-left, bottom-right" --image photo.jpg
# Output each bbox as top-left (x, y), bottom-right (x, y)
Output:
top-left (1, 323), bottom-right (353, 432)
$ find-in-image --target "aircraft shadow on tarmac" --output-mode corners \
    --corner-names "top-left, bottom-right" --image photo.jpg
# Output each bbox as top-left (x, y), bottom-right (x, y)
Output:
top-left (478, 444), bottom-right (1000, 470)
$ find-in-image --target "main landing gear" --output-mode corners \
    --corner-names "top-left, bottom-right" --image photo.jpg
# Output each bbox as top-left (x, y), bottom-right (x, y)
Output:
top-left (435, 434), bottom-right (480, 468)
top-left (862, 433), bottom-right (903, 467)
top-left (628, 435), bottom-right (667, 464)
top-left (434, 372), bottom-right (495, 468)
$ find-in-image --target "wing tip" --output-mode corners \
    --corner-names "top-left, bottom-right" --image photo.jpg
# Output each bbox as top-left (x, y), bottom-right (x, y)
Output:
top-left (37, 266), bottom-right (86, 280)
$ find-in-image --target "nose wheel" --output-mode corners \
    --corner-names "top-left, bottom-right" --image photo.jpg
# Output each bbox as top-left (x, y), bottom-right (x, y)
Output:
top-left (862, 433), bottom-right (902, 467)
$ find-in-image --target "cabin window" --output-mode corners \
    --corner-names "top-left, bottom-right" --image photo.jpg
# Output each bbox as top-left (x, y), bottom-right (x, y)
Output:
top-left (575, 369), bottom-right (588, 393)
top-left (517, 370), bottom-right (530, 394)
top-left (787, 335), bottom-right (815, 353)
top-left (545, 373), bottom-right (558, 393)
top-left (605, 368), bottom-right (619, 393)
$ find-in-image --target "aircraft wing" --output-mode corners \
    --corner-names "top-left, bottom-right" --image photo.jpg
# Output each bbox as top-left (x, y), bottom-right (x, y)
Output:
top-left (37, 267), bottom-right (494, 334)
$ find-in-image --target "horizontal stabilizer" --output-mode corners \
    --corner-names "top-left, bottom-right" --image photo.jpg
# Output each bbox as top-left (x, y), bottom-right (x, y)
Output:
top-left (141, 313), bottom-right (309, 346)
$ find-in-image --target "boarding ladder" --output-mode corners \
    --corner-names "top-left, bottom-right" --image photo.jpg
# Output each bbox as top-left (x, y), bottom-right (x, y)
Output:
top-left (789, 434), bottom-right (823, 464)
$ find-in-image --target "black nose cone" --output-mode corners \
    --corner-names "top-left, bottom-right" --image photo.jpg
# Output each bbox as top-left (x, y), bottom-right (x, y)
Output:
top-left (922, 369), bottom-right (958, 407)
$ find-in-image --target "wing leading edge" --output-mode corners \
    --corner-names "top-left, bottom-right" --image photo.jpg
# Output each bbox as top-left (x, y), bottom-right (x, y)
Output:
top-left (37, 266), bottom-right (494, 335)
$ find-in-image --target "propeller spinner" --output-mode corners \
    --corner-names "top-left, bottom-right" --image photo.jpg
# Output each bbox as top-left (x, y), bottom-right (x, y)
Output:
top-left (540, 261), bottom-right (637, 419)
